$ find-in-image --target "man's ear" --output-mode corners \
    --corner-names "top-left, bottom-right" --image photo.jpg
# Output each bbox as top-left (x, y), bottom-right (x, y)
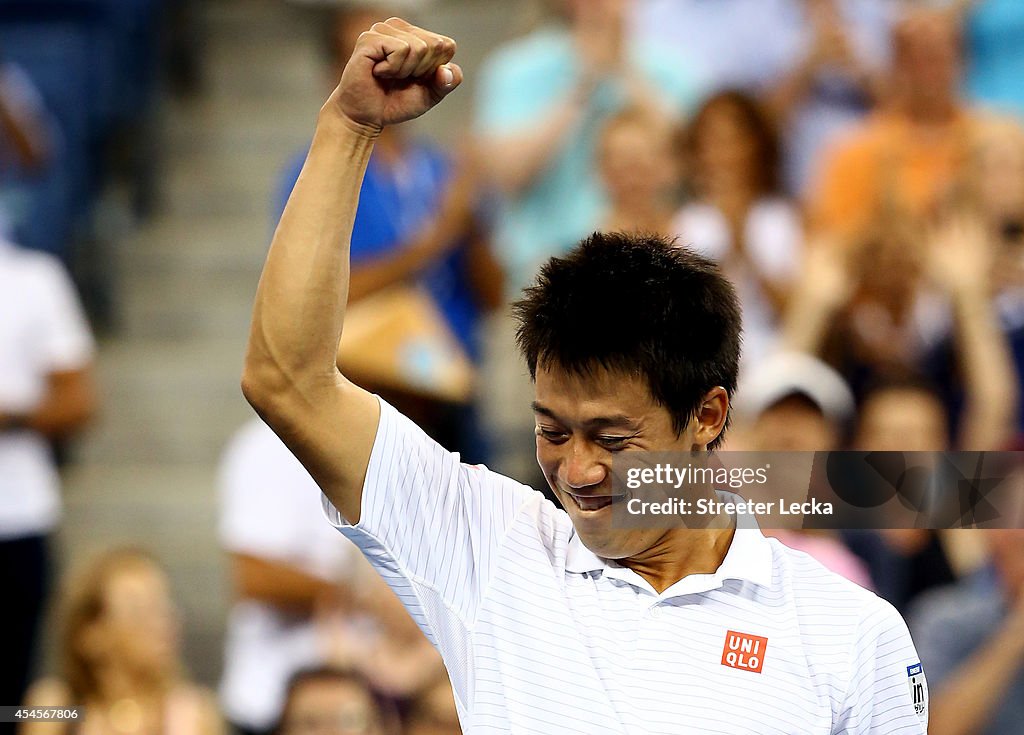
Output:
top-left (691, 387), bottom-right (729, 450)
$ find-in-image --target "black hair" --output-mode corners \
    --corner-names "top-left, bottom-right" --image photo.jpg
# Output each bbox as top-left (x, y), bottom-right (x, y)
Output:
top-left (276, 666), bottom-right (399, 735)
top-left (512, 231), bottom-right (742, 449)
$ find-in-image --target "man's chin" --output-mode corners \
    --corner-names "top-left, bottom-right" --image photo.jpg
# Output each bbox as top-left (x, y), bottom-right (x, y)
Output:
top-left (573, 528), bottom-right (636, 561)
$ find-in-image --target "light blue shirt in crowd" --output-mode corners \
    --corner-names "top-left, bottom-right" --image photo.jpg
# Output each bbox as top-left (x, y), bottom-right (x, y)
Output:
top-left (966, 0), bottom-right (1024, 116)
top-left (474, 27), bottom-right (698, 294)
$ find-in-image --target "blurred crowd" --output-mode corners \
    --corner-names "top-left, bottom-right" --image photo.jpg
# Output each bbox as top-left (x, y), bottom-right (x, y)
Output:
top-left (3, 1), bottom-right (1024, 734)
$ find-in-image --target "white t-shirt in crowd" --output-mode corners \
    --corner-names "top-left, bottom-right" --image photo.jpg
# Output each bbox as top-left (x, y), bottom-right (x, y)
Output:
top-left (672, 198), bottom-right (803, 363)
top-left (0, 239), bottom-right (94, 539)
top-left (324, 397), bottom-right (929, 734)
top-left (218, 418), bottom-right (362, 731)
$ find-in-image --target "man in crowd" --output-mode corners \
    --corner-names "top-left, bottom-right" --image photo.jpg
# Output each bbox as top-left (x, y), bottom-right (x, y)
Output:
top-left (808, 7), bottom-right (980, 239)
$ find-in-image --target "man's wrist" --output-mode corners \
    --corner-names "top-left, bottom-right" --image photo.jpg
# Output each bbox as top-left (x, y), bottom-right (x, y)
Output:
top-left (317, 103), bottom-right (383, 142)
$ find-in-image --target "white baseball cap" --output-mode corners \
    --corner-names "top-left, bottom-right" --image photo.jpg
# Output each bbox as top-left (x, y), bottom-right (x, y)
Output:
top-left (734, 351), bottom-right (855, 424)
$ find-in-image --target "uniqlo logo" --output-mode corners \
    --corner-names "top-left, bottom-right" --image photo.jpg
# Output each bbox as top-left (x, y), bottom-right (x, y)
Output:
top-left (721, 630), bottom-right (768, 673)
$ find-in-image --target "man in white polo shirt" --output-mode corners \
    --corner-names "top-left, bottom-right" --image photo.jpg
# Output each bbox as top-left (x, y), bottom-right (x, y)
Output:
top-left (242, 17), bottom-right (928, 733)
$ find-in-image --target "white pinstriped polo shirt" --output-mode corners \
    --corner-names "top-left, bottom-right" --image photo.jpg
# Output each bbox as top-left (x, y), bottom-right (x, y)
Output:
top-left (323, 398), bottom-right (929, 734)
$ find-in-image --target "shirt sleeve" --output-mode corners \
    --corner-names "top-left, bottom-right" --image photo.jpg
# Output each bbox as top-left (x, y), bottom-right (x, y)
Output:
top-left (33, 255), bottom-right (94, 372)
top-left (321, 397), bottom-right (539, 677)
top-left (834, 598), bottom-right (929, 734)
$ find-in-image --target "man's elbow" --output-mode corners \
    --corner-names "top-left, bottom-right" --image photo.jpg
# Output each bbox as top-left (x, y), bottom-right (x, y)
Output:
top-left (240, 355), bottom-right (293, 421)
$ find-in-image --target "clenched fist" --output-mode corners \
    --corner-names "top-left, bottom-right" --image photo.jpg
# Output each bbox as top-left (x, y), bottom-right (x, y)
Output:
top-left (327, 17), bottom-right (463, 134)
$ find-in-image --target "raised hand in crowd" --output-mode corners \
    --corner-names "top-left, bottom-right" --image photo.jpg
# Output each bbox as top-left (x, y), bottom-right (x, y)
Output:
top-left (782, 235), bottom-right (858, 355)
top-left (925, 214), bottom-right (1019, 448)
top-left (768, 0), bottom-right (877, 124)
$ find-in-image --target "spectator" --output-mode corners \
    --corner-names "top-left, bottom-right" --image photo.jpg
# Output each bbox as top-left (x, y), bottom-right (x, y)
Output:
top-left (909, 529), bottom-right (1024, 735)
top-left (785, 209), bottom-right (1018, 609)
top-left (596, 106), bottom-right (678, 235)
top-left (785, 210), bottom-right (1020, 433)
top-left (733, 351), bottom-right (853, 453)
top-left (632, 0), bottom-right (891, 193)
top-left (807, 7), bottom-right (976, 241)
top-left (732, 351), bottom-right (873, 589)
top-left (474, 0), bottom-right (697, 484)
top-left (218, 417), bottom-right (363, 735)
top-left (19, 548), bottom-right (222, 735)
top-left (276, 4), bottom-right (501, 459)
top-left (316, 564), bottom-right (448, 713)
top-left (0, 236), bottom-right (97, 729)
top-left (276, 667), bottom-right (400, 735)
top-left (672, 92), bottom-right (802, 362)
top-left (766, 0), bottom-right (890, 193)
top-left (219, 418), bottom-right (447, 735)
top-left (843, 375), bottom-right (961, 612)
top-left (475, 0), bottom-right (698, 296)
top-left (928, 119), bottom-right (1024, 436)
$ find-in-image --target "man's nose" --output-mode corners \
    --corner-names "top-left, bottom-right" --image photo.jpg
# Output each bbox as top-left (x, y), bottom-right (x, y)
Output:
top-left (560, 439), bottom-right (607, 489)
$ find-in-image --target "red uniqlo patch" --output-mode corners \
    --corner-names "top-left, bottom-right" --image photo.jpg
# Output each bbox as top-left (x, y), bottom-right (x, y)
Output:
top-left (721, 630), bottom-right (768, 673)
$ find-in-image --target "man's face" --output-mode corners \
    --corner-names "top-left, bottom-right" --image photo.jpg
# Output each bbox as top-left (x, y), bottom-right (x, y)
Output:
top-left (748, 396), bottom-right (839, 452)
top-left (893, 10), bottom-right (961, 110)
top-left (599, 119), bottom-right (677, 211)
top-left (532, 364), bottom-right (725, 559)
top-left (855, 389), bottom-right (948, 452)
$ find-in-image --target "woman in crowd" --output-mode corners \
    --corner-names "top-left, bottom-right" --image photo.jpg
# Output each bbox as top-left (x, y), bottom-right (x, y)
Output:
top-left (19, 548), bottom-right (222, 735)
top-left (597, 106), bottom-right (679, 236)
top-left (672, 91), bottom-right (803, 362)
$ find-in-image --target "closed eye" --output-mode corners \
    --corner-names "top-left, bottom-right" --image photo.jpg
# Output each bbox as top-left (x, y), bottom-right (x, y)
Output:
top-left (537, 426), bottom-right (568, 444)
top-left (595, 435), bottom-right (631, 451)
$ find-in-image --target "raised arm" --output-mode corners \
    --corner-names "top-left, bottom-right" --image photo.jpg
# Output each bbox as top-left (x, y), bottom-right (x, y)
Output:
top-left (241, 18), bottom-right (462, 523)
top-left (926, 216), bottom-right (1020, 449)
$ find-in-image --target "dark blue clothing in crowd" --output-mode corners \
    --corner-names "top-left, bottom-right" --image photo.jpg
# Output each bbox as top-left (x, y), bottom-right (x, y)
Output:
top-left (275, 141), bottom-right (482, 362)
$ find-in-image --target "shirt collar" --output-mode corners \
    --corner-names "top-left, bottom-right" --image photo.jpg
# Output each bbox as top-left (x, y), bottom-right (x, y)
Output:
top-left (564, 491), bottom-right (775, 597)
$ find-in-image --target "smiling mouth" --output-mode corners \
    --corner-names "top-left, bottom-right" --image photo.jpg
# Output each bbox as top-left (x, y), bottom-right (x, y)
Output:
top-left (567, 493), bottom-right (624, 512)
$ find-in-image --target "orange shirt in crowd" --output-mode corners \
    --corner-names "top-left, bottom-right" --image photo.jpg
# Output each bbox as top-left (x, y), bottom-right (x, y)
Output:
top-left (807, 110), bottom-right (975, 239)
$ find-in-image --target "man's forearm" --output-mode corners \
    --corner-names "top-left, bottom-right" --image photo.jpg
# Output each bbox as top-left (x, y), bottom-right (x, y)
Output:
top-left (0, 369), bottom-right (97, 437)
top-left (244, 109), bottom-right (376, 396)
top-left (242, 18), bottom-right (461, 522)
top-left (232, 553), bottom-right (345, 613)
